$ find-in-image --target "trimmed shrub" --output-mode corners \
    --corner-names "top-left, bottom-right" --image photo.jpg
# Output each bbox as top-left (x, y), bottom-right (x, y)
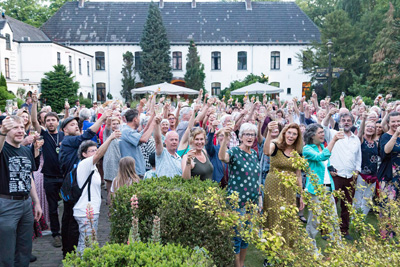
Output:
top-left (110, 176), bottom-right (234, 267)
top-left (63, 242), bottom-right (214, 266)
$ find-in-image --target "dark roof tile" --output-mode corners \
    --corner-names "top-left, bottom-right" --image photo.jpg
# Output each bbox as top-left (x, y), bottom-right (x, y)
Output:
top-left (41, 1), bottom-right (320, 44)
top-left (1, 16), bottom-right (50, 41)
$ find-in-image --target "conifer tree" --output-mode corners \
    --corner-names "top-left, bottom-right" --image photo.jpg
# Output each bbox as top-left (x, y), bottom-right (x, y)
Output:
top-left (121, 51), bottom-right (135, 103)
top-left (139, 2), bottom-right (172, 86)
top-left (0, 73), bottom-right (7, 89)
top-left (41, 64), bottom-right (79, 112)
top-left (368, 3), bottom-right (400, 97)
top-left (184, 41), bottom-right (205, 91)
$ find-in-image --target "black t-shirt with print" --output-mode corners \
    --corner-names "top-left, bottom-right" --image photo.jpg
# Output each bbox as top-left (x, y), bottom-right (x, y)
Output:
top-left (0, 142), bottom-right (36, 196)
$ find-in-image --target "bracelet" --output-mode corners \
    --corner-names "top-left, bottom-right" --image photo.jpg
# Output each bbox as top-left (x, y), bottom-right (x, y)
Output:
top-left (0, 132), bottom-right (7, 136)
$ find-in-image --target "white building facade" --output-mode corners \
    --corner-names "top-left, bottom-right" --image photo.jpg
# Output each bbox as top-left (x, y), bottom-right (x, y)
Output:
top-left (71, 43), bottom-right (310, 101)
top-left (0, 16), bottom-right (93, 97)
top-left (1, 1), bottom-right (320, 102)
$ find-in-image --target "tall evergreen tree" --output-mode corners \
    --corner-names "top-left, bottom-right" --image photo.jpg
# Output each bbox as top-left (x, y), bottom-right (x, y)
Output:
top-left (41, 64), bottom-right (79, 113)
top-left (184, 41), bottom-right (205, 91)
top-left (139, 2), bottom-right (172, 86)
top-left (0, 73), bottom-right (7, 89)
top-left (120, 51), bottom-right (135, 103)
top-left (368, 3), bottom-right (400, 97)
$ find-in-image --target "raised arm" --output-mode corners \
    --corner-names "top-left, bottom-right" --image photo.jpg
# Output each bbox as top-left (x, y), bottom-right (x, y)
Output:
top-left (30, 91), bottom-right (42, 133)
top-left (177, 105), bottom-right (200, 151)
top-left (263, 121), bottom-right (277, 156)
top-left (357, 112), bottom-right (367, 141)
top-left (218, 126), bottom-right (232, 163)
top-left (384, 127), bottom-right (400, 154)
top-left (0, 116), bottom-right (14, 153)
top-left (89, 108), bottom-right (112, 133)
top-left (153, 116), bottom-right (163, 156)
top-left (93, 129), bottom-right (121, 165)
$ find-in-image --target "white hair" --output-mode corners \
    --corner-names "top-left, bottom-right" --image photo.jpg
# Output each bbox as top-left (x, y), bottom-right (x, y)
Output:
top-left (220, 114), bottom-right (231, 126)
top-left (239, 123), bottom-right (257, 138)
top-left (161, 119), bottom-right (170, 125)
top-left (179, 107), bottom-right (192, 120)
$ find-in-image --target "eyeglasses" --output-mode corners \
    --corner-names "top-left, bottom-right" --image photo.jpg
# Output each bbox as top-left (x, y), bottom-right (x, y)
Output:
top-left (87, 149), bottom-right (98, 153)
top-left (366, 125), bottom-right (375, 129)
top-left (243, 133), bottom-right (256, 138)
top-left (168, 117), bottom-right (175, 120)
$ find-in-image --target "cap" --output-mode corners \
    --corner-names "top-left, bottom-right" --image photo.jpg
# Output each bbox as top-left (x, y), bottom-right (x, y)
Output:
top-left (61, 117), bottom-right (79, 130)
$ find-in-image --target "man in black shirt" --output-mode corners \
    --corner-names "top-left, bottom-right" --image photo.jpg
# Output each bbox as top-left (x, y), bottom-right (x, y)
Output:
top-left (0, 115), bottom-right (42, 267)
top-left (31, 93), bottom-right (64, 247)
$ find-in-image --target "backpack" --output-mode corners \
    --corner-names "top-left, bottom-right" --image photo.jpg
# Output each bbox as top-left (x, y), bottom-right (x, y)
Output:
top-left (60, 163), bottom-right (94, 204)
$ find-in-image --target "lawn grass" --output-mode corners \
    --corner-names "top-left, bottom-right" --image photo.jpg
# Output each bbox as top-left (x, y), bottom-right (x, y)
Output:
top-left (244, 203), bottom-right (379, 267)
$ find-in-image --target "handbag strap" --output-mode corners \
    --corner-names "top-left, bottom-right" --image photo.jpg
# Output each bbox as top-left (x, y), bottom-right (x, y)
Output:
top-left (81, 170), bottom-right (95, 202)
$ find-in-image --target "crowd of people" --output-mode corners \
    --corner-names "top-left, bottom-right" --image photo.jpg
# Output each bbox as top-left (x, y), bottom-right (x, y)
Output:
top-left (0, 89), bottom-right (398, 267)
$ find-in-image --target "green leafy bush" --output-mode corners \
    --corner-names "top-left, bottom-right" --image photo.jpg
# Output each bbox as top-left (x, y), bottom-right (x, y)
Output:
top-left (110, 176), bottom-right (234, 267)
top-left (63, 241), bottom-right (214, 266)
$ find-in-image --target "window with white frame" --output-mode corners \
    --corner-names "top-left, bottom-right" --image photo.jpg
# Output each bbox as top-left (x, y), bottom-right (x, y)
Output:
top-left (211, 82), bottom-right (221, 96)
top-left (5, 34), bottom-right (11, 50)
top-left (5, 58), bottom-right (10, 79)
top-left (135, 52), bottom-right (141, 71)
top-left (79, 59), bottom-right (82, 74)
top-left (57, 52), bottom-right (61, 65)
top-left (271, 51), bottom-right (280, 70)
top-left (237, 51), bottom-right (247, 70)
top-left (69, 56), bottom-right (72, 71)
top-left (95, 52), bottom-right (105, 70)
top-left (96, 83), bottom-right (106, 102)
top-left (211, 52), bottom-right (221, 70)
top-left (172, 51), bottom-right (182, 70)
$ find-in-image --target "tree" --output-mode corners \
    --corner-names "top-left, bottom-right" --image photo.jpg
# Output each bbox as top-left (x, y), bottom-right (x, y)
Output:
top-left (368, 3), bottom-right (400, 97)
top-left (41, 64), bottom-right (79, 113)
top-left (0, 73), bottom-right (7, 89)
top-left (139, 2), bottom-right (172, 86)
top-left (184, 41), bottom-right (205, 91)
top-left (120, 51), bottom-right (135, 103)
top-left (0, 0), bottom-right (72, 27)
top-left (220, 73), bottom-right (269, 101)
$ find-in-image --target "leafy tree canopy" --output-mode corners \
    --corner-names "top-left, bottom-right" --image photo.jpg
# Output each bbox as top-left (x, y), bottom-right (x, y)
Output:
top-left (41, 64), bottom-right (80, 113)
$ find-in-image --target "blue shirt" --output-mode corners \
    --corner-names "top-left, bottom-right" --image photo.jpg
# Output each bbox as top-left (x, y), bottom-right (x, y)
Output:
top-left (205, 131), bottom-right (225, 183)
top-left (59, 129), bottom-right (96, 176)
top-left (119, 125), bottom-right (146, 175)
top-left (82, 120), bottom-right (97, 143)
top-left (155, 148), bottom-right (182, 178)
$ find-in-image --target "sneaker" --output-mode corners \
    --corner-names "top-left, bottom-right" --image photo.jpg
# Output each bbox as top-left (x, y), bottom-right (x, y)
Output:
top-left (52, 235), bottom-right (62, 247)
top-left (30, 254), bottom-right (37, 262)
top-left (344, 234), bottom-right (354, 241)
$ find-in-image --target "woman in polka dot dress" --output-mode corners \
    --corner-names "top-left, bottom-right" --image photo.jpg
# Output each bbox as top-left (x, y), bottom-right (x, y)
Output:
top-left (219, 122), bottom-right (261, 267)
top-left (263, 122), bottom-right (304, 247)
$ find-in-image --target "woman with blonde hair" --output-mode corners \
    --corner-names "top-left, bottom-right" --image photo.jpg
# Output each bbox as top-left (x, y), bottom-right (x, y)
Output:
top-left (17, 109), bottom-right (32, 132)
top-left (111, 157), bottom-right (141, 195)
top-left (182, 127), bottom-right (214, 181)
top-left (263, 122), bottom-right (304, 248)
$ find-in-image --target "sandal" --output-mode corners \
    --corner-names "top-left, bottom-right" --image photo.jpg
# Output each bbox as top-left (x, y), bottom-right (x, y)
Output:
top-left (299, 216), bottom-right (307, 223)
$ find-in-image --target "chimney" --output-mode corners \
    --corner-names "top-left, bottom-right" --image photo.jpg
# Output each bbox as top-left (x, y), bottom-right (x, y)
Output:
top-left (245, 0), bottom-right (252, 11)
top-left (159, 0), bottom-right (164, 9)
top-left (192, 0), bottom-right (196, 8)
top-left (78, 0), bottom-right (84, 8)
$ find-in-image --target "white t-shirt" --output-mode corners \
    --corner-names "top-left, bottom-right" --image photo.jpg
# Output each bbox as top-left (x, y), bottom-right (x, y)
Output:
top-left (322, 160), bottom-right (331, 185)
top-left (73, 156), bottom-right (102, 217)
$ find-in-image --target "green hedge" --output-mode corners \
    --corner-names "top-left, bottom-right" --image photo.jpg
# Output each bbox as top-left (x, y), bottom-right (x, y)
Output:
top-left (110, 176), bottom-right (234, 267)
top-left (63, 242), bottom-right (214, 266)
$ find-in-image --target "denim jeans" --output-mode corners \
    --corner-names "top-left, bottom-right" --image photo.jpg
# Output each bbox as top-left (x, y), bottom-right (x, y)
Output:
top-left (0, 197), bottom-right (33, 267)
top-left (74, 214), bottom-right (99, 254)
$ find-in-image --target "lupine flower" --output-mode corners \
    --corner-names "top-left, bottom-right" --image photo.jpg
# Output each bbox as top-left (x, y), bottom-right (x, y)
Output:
top-left (86, 203), bottom-right (94, 220)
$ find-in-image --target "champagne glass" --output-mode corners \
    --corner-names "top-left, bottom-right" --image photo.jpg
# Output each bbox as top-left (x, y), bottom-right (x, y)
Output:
top-left (29, 126), bottom-right (36, 136)
top-left (6, 100), bottom-right (13, 115)
top-left (13, 98), bottom-right (18, 108)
